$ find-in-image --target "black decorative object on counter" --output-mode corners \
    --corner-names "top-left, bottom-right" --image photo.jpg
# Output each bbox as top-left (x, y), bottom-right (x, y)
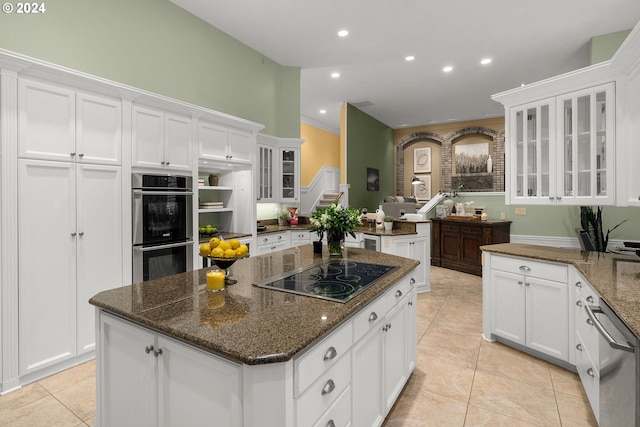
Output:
top-left (313, 240), bottom-right (322, 254)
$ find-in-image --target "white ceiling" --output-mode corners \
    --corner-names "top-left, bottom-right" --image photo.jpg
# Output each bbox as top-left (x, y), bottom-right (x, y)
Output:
top-left (170, 0), bottom-right (640, 134)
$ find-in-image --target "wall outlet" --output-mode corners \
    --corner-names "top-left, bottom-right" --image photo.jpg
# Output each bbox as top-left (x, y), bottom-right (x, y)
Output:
top-left (515, 207), bottom-right (527, 215)
top-left (500, 212), bottom-right (506, 220)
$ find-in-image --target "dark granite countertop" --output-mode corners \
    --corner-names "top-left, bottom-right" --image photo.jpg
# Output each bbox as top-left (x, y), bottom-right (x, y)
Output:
top-left (256, 219), bottom-right (430, 237)
top-left (482, 243), bottom-right (640, 340)
top-left (90, 246), bottom-right (419, 365)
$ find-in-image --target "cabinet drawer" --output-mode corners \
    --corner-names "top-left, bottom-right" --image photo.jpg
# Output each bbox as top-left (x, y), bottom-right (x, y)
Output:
top-left (291, 230), bottom-right (311, 241)
top-left (442, 224), bottom-right (460, 232)
top-left (312, 386), bottom-right (351, 427)
top-left (386, 276), bottom-right (411, 311)
top-left (576, 295), bottom-right (600, 356)
top-left (575, 332), bottom-right (599, 421)
top-left (295, 321), bottom-right (353, 396)
top-left (491, 254), bottom-right (567, 283)
top-left (353, 296), bottom-right (386, 343)
top-left (257, 232), bottom-right (288, 245)
top-left (460, 226), bottom-right (481, 235)
top-left (296, 350), bottom-right (351, 427)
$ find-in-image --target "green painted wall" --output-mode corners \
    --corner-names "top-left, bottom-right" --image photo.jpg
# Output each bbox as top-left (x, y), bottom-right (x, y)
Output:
top-left (427, 194), bottom-right (640, 241)
top-left (346, 104), bottom-right (394, 211)
top-left (0, 0), bottom-right (300, 137)
top-left (590, 29), bottom-right (631, 64)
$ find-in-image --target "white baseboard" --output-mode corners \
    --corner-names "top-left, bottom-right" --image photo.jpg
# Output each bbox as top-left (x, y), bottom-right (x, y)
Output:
top-left (510, 235), bottom-right (633, 251)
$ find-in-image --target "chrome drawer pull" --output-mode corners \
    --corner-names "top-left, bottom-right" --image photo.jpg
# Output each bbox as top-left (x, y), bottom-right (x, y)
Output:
top-left (368, 312), bottom-right (378, 322)
top-left (518, 280), bottom-right (523, 285)
top-left (519, 265), bottom-right (531, 272)
top-left (154, 348), bottom-right (163, 357)
top-left (410, 278), bottom-right (415, 284)
top-left (586, 318), bottom-right (594, 326)
top-left (576, 300), bottom-right (583, 307)
top-left (395, 290), bottom-right (403, 298)
top-left (586, 367), bottom-right (594, 377)
top-left (323, 346), bottom-right (337, 361)
top-left (575, 281), bottom-right (582, 288)
top-left (576, 343), bottom-right (583, 351)
top-left (321, 379), bottom-right (335, 395)
top-left (145, 345), bottom-right (154, 354)
top-left (586, 295), bottom-right (594, 303)
top-left (326, 421), bottom-right (336, 427)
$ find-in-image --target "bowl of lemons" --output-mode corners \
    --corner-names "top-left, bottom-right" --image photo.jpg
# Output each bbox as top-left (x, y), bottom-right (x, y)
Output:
top-left (199, 237), bottom-right (249, 285)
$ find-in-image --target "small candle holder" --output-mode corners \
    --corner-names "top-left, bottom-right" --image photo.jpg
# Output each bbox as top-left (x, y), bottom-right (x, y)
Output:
top-left (206, 268), bottom-right (226, 293)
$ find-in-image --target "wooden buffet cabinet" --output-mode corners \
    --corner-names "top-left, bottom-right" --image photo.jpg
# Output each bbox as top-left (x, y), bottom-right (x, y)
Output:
top-left (431, 218), bottom-right (511, 276)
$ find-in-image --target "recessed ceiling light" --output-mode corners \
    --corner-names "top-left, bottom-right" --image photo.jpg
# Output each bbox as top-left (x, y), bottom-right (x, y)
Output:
top-left (331, 72), bottom-right (340, 78)
top-left (320, 109), bottom-right (327, 114)
top-left (338, 30), bottom-right (349, 37)
top-left (443, 66), bottom-right (453, 73)
top-left (405, 55), bottom-right (415, 61)
top-left (480, 58), bottom-right (492, 65)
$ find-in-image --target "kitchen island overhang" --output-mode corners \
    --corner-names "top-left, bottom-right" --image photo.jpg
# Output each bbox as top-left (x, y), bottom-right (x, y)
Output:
top-left (91, 245), bottom-right (420, 427)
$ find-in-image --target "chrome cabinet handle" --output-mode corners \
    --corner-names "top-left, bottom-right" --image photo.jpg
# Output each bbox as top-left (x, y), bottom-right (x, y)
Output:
top-left (395, 290), bottom-right (403, 298)
top-left (323, 346), bottom-right (337, 361)
top-left (576, 300), bottom-right (583, 307)
top-left (71, 232), bottom-right (77, 236)
top-left (410, 278), bottom-right (415, 284)
top-left (519, 265), bottom-right (531, 272)
top-left (585, 305), bottom-right (634, 352)
top-left (557, 196), bottom-right (562, 200)
top-left (408, 300), bottom-right (413, 306)
top-left (575, 281), bottom-right (582, 288)
top-left (518, 280), bottom-right (523, 285)
top-left (525, 282), bottom-right (530, 286)
top-left (154, 348), bottom-right (163, 357)
top-left (586, 318), bottom-right (594, 326)
top-left (586, 295), bottom-right (594, 303)
top-left (78, 153), bottom-right (84, 158)
top-left (383, 323), bottom-right (391, 332)
top-left (326, 421), bottom-right (336, 427)
top-left (145, 345), bottom-right (154, 354)
top-left (161, 161), bottom-right (166, 165)
top-left (586, 367), bottom-right (594, 377)
top-left (321, 379), bottom-right (335, 395)
top-left (78, 231), bottom-right (84, 236)
top-left (368, 312), bottom-right (378, 322)
top-left (70, 152), bottom-right (76, 157)
top-left (576, 343), bottom-right (583, 351)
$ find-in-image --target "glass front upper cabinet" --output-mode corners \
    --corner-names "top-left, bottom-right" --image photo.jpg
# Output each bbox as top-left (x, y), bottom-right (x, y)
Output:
top-left (558, 83), bottom-right (613, 204)
top-left (509, 83), bottom-right (614, 205)
top-left (280, 147), bottom-right (299, 202)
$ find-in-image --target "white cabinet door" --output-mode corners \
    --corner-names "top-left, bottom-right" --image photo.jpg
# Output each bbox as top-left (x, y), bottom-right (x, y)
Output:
top-left (489, 269), bottom-right (526, 345)
top-left (384, 298), bottom-right (408, 412)
top-left (383, 235), bottom-right (428, 291)
top-left (352, 324), bottom-right (385, 427)
top-left (406, 288), bottom-right (417, 373)
top-left (132, 105), bottom-right (164, 168)
top-left (18, 159), bottom-right (77, 375)
top-left (18, 78), bottom-right (76, 162)
top-left (198, 121), bottom-right (229, 162)
top-left (76, 164), bottom-right (122, 355)
top-left (525, 276), bottom-right (568, 360)
top-left (158, 336), bottom-right (242, 427)
top-left (76, 92), bottom-right (122, 165)
top-left (257, 144), bottom-right (275, 202)
top-left (164, 113), bottom-right (192, 171)
top-left (99, 313), bottom-right (157, 427)
top-left (279, 146), bottom-right (300, 202)
top-left (228, 127), bottom-right (253, 163)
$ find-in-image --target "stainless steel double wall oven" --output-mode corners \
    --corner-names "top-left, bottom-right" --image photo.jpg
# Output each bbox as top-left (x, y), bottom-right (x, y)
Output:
top-left (132, 173), bottom-right (193, 282)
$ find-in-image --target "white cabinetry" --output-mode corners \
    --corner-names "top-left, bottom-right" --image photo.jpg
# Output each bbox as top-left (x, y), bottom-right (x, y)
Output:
top-left (352, 273), bottom-right (416, 426)
top-left (18, 78), bottom-right (122, 165)
top-left (506, 83), bottom-right (614, 205)
top-left (255, 134), bottom-right (303, 203)
top-left (381, 222), bottom-right (430, 292)
top-left (18, 160), bottom-right (122, 377)
top-left (256, 232), bottom-right (290, 254)
top-left (290, 230), bottom-right (311, 247)
top-left (98, 312), bottom-right (242, 427)
top-left (198, 120), bottom-right (253, 165)
top-left (132, 105), bottom-right (192, 171)
top-left (483, 253), bottom-right (569, 362)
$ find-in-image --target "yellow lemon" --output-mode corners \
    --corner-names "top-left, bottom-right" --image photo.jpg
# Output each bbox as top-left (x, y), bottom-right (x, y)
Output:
top-left (229, 239), bottom-right (241, 250)
top-left (199, 243), bottom-right (211, 256)
top-left (218, 241), bottom-right (231, 251)
top-left (210, 247), bottom-right (224, 258)
top-left (209, 237), bottom-right (220, 248)
top-left (235, 244), bottom-right (248, 256)
top-left (223, 248), bottom-right (236, 258)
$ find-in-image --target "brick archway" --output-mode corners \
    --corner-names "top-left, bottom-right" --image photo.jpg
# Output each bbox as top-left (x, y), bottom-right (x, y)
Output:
top-left (396, 132), bottom-right (444, 195)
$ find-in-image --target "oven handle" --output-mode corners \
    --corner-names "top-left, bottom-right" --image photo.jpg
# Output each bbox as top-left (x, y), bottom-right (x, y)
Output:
top-left (135, 241), bottom-right (194, 252)
top-left (585, 304), bottom-right (635, 353)
top-left (133, 189), bottom-right (194, 196)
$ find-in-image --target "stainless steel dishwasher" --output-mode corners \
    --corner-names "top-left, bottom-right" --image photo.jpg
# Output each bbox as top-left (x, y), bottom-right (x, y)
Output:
top-left (586, 300), bottom-right (640, 426)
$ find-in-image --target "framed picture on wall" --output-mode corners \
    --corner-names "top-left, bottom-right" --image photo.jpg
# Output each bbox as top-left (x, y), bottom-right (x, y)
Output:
top-left (413, 147), bottom-right (431, 173)
top-left (414, 174), bottom-right (431, 201)
top-left (367, 167), bottom-right (379, 191)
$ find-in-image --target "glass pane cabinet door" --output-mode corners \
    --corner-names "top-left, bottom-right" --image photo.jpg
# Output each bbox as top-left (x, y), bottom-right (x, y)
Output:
top-left (280, 149), bottom-right (297, 200)
top-left (258, 145), bottom-right (273, 201)
top-left (557, 83), bottom-right (613, 203)
top-left (511, 100), bottom-right (553, 202)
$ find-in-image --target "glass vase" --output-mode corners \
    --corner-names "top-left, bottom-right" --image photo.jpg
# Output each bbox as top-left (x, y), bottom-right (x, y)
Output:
top-left (326, 229), bottom-right (345, 257)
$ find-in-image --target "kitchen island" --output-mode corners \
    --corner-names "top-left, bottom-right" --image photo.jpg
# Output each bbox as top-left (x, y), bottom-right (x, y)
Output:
top-left (90, 245), bottom-right (420, 427)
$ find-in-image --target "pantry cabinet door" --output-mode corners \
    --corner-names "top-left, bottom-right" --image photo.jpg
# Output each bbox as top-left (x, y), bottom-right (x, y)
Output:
top-left (18, 78), bottom-right (75, 162)
top-left (157, 336), bottom-right (242, 427)
top-left (132, 105), bottom-right (164, 168)
top-left (18, 159), bottom-right (77, 376)
top-left (76, 92), bottom-right (122, 165)
top-left (76, 164), bottom-right (122, 355)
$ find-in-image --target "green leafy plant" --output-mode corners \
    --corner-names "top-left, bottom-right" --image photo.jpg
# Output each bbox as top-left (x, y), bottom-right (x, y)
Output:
top-left (384, 215), bottom-right (394, 222)
top-left (580, 206), bottom-right (629, 252)
top-left (308, 203), bottom-right (362, 240)
top-left (276, 209), bottom-right (291, 220)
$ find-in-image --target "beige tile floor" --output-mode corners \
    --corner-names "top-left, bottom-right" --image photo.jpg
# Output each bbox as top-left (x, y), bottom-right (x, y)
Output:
top-left (0, 266), bottom-right (597, 426)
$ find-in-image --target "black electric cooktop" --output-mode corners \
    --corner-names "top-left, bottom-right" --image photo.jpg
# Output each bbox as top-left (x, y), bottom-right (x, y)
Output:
top-left (254, 260), bottom-right (398, 303)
